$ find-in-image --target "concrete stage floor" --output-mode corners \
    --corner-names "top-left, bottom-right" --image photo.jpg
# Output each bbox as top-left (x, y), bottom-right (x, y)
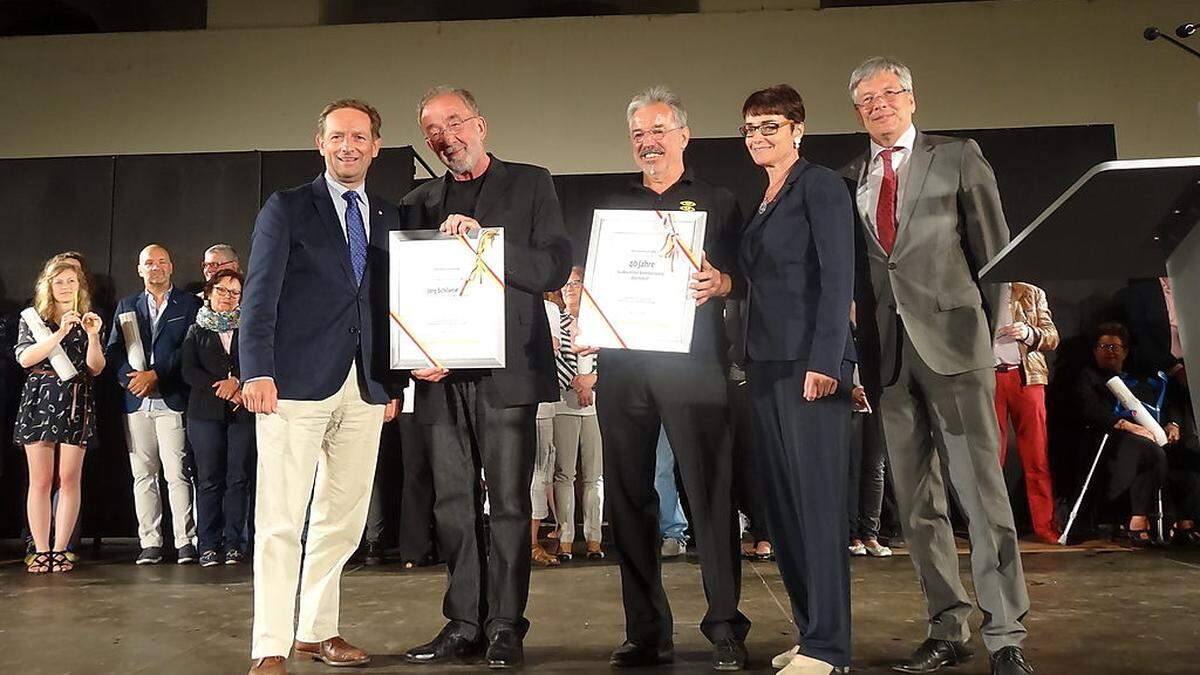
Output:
top-left (3, 540), bottom-right (1199, 674)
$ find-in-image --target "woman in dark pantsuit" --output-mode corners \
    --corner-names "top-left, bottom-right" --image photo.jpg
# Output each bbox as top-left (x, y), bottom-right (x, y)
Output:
top-left (737, 85), bottom-right (857, 675)
top-left (182, 269), bottom-right (255, 567)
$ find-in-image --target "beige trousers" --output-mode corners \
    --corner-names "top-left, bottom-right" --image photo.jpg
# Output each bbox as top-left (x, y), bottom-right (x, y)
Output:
top-left (250, 364), bottom-right (384, 659)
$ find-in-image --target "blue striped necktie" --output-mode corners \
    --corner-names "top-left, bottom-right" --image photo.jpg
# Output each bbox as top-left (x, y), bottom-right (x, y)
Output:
top-left (344, 191), bottom-right (367, 285)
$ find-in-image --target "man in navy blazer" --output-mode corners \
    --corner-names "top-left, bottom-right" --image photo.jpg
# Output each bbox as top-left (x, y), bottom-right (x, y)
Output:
top-left (240, 99), bottom-right (402, 675)
top-left (106, 244), bottom-right (202, 566)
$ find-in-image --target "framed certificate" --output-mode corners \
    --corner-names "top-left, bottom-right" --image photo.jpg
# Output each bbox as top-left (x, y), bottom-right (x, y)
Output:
top-left (576, 209), bottom-right (706, 353)
top-left (389, 228), bottom-right (506, 369)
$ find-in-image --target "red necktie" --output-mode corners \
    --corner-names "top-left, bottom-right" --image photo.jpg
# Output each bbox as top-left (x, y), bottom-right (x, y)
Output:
top-left (875, 148), bottom-right (897, 256)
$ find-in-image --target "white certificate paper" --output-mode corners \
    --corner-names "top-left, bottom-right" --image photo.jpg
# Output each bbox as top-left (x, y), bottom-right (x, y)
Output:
top-left (576, 209), bottom-right (707, 353)
top-left (389, 228), bottom-right (506, 369)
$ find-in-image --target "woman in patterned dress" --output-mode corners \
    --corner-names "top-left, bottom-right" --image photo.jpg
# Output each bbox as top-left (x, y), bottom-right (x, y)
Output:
top-left (15, 260), bottom-right (106, 573)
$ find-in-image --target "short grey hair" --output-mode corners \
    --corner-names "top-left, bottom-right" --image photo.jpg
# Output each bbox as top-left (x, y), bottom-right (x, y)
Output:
top-left (204, 244), bottom-right (238, 262)
top-left (626, 85), bottom-right (688, 129)
top-left (848, 57), bottom-right (914, 103)
top-left (416, 86), bottom-right (481, 124)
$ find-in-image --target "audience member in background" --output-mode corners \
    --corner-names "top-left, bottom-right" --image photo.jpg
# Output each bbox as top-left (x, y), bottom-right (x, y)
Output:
top-left (724, 298), bottom-right (772, 561)
top-left (531, 291), bottom-right (563, 567)
top-left (1122, 277), bottom-right (1194, 441)
top-left (202, 244), bottom-right (241, 281)
top-left (551, 266), bottom-right (603, 562)
top-left (107, 244), bottom-right (201, 565)
top-left (848, 370), bottom-right (892, 559)
top-left (843, 57), bottom-right (1031, 675)
top-left (1072, 321), bottom-right (1200, 546)
top-left (654, 427), bottom-right (690, 559)
top-left (595, 85), bottom-right (750, 671)
top-left (993, 282), bottom-right (1060, 544)
top-left (15, 259), bottom-right (105, 572)
top-left (182, 269), bottom-right (254, 567)
top-left (739, 84), bottom-right (856, 675)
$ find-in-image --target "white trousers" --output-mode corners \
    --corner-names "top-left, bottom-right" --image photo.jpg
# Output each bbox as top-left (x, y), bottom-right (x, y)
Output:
top-left (552, 413), bottom-right (604, 544)
top-left (250, 364), bottom-right (384, 659)
top-left (531, 416), bottom-right (556, 521)
top-left (125, 409), bottom-right (194, 549)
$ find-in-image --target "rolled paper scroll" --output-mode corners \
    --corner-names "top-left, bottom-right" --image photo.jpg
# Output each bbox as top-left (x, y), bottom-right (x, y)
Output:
top-left (19, 307), bottom-right (79, 381)
top-left (118, 311), bottom-right (148, 371)
top-left (1106, 375), bottom-right (1168, 446)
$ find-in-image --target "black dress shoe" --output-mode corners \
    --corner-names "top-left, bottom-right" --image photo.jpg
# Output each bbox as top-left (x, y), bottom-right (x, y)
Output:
top-left (610, 640), bottom-right (674, 668)
top-left (990, 646), bottom-right (1033, 674)
top-left (712, 638), bottom-right (748, 671)
top-left (486, 630), bottom-right (524, 669)
top-left (404, 624), bottom-right (486, 664)
top-left (364, 542), bottom-right (385, 566)
top-left (893, 638), bottom-right (974, 673)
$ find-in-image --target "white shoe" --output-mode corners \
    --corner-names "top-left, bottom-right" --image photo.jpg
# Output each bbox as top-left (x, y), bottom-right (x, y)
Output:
top-left (848, 541), bottom-right (867, 556)
top-left (661, 538), bottom-right (686, 557)
top-left (779, 653), bottom-right (834, 675)
top-left (864, 539), bottom-right (893, 557)
top-left (772, 645), bottom-right (800, 669)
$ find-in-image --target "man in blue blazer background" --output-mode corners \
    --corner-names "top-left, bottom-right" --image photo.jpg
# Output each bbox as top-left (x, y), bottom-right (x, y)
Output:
top-left (107, 244), bottom-right (202, 566)
top-left (239, 99), bottom-right (402, 675)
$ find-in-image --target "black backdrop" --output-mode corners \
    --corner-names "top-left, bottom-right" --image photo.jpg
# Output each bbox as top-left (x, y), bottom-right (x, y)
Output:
top-left (0, 124), bottom-right (1120, 538)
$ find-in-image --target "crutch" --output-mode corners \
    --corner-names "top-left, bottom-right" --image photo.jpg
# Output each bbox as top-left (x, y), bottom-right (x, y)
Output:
top-left (1059, 433), bottom-right (1109, 545)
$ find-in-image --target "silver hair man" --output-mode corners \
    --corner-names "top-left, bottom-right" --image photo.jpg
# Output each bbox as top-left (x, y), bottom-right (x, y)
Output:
top-left (416, 85), bottom-right (481, 122)
top-left (204, 243), bottom-right (238, 262)
top-left (626, 85), bottom-right (688, 128)
top-left (848, 57), bottom-right (914, 103)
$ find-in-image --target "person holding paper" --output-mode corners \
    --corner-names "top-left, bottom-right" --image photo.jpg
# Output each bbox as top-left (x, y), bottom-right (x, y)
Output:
top-left (840, 57), bottom-right (1030, 675)
top-left (15, 259), bottom-right (105, 573)
top-left (107, 244), bottom-right (201, 566)
top-left (1072, 321), bottom-right (1200, 546)
top-left (738, 84), bottom-right (856, 675)
top-left (400, 86), bottom-right (571, 670)
top-left (238, 98), bottom-right (403, 675)
top-left (593, 85), bottom-right (750, 671)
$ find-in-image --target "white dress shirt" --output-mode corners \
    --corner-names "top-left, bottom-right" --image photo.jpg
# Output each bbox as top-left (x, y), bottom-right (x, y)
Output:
top-left (324, 171), bottom-right (371, 243)
top-left (856, 123), bottom-right (918, 243)
top-left (138, 287), bottom-right (174, 412)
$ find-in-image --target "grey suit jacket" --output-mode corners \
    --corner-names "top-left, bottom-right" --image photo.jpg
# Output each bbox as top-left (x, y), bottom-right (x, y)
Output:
top-left (842, 130), bottom-right (1009, 381)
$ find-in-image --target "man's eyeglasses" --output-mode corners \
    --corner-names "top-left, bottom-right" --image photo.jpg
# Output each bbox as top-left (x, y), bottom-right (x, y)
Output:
top-left (212, 287), bottom-right (242, 299)
top-left (1096, 343), bottom-right (1126, 353)
top-left (738, 121), bottom-right (793, 138)
top-left (424, 116), bottom-right (481, 142)
top-left (629, 127), bottom-right (683, 144)
top-left (854, 88), bottom-right (911, 109)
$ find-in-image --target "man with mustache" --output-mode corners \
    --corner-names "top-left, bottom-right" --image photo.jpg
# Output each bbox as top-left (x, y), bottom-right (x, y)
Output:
top-left (240, 98), bottom-right (403, 675)
top-left (594, 85), bottom-right (750, 671)
top-left (842, 57), bottom-right (1032, 675)
top-left (400, 86), bottom-right (572, 670)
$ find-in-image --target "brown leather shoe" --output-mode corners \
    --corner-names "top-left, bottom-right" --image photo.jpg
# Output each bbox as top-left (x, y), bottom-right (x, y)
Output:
top-left (293, 636), bottom-right (371, 667)
top-left (248, 656), bottom-right (287, 674)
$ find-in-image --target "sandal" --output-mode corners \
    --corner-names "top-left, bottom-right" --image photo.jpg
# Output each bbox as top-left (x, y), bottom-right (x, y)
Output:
top-left (754, 542), bottom-right (775, 561)
top-left (26, 552), bottom-right (52, 574)
top-left (1127, 529), bottom-right (1154, 548)
top-left (50, 551), bottom-right (74, 572)
top-left (1171, 527), bottom-right (1200, 547)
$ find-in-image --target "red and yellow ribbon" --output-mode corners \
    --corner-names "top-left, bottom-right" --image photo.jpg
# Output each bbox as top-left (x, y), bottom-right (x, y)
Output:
top-left (457, 230), bottom-right (505, 296)
top-left (389, 310), bottom-right (444, 369)
top-left (655, 211), bottom-right (702, 272)
top-left (580, 285), bottom-right (627, 349)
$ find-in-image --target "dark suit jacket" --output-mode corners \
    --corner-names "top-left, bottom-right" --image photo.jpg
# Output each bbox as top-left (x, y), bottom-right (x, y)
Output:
top-left (400, 155), bottom-right (572, 420)
top-left (240, 175), bottom-right (402, 404)
top-left (739, 158), bottom-right (856, 377)
top-left (181, 323), bottom-right (253, 423)
top-left (106, 287), bottom-right (202, 414)
top-left (1121, 278), bottom-right (1180, 376)
top-left (842, 130), bottom-right (1010, 383)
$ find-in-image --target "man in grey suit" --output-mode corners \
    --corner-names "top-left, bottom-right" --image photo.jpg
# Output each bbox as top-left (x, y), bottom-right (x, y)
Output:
top-left (842, 57), bottom-right (1032, 675)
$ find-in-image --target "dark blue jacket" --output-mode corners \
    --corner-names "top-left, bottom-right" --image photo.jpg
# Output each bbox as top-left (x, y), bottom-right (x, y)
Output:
top-left (106, 288), bottom-right (202, 413)
top-left (738, 158), bottom-right (856, 377)
top-left (240, 175), bottom-right (401, 404)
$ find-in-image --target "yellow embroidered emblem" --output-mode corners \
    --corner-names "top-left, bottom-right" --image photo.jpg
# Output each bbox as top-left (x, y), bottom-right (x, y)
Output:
top-left (679, 200), bottom-right (697, 212)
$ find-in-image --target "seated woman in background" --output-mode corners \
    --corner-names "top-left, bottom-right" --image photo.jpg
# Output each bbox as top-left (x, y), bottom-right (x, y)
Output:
top-left (15, 259), bottom-right (106, 573)
top-left (1073, 321), bottom-right (1200, 546)
top-left (182, 269), bottom-right (255, 567)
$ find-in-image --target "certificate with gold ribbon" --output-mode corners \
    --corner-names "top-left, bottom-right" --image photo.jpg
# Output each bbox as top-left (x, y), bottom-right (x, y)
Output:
top-left (576, 209), bottom-right (706, 353)
top-left (388, 228), bottom-right (506, 369)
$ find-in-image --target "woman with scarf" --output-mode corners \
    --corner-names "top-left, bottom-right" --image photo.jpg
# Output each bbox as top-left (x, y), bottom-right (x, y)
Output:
top-left (182, 268), bottom-right (254, 567)
top-left (15, 259), bottom-right (106, 573)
